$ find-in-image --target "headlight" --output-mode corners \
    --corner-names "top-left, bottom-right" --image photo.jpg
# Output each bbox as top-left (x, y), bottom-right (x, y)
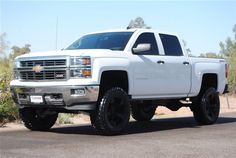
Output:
top-left (70, 56), bottom-right (91, 66)
top-left (70, 57), bottom-right (92, 78)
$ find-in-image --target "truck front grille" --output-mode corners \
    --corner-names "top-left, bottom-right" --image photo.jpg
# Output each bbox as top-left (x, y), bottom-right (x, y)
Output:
top-left (20, 59), bottom-right (66, 67)
top-left (20, 70), bottom-right (67, 80)
top-left (18, 58), bottom-right (68, 81)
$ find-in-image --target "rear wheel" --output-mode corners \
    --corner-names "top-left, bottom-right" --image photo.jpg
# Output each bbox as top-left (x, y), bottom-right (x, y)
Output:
top-left (192, 87), bottom-right (220, 125)
top-left (131, 102), bottom-right (156, 121)
top-left (90, 87), bottom-right (130, 135)
top-left (19, 108), bottom-right (58, 131)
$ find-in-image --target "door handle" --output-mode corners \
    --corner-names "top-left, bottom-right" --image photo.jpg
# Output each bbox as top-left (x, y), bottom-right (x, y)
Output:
top-left (157, 60), bottom-right (165, 64)
top-left (183, 61), bottom-right (190, 65)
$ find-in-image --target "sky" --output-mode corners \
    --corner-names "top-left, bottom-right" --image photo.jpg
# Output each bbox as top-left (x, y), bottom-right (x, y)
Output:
top-left (1, 0), bottom-right (236, 56)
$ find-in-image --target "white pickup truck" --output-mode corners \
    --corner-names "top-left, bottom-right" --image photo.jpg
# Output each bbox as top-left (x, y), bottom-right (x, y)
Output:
top-left (10, 29), bottom-right (228, 135)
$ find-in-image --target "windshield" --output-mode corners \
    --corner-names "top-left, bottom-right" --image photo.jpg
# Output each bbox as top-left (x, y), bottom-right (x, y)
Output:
top-left (66, 32), bottom-right (133, 51)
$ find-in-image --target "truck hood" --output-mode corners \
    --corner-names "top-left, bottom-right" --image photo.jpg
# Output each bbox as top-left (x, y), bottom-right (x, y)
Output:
top-left (16, 49), bottom-right (126, 60)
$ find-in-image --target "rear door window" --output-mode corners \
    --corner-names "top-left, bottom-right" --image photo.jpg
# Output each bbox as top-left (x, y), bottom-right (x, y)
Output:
top-left (159, 34), bottom-right (183, 56)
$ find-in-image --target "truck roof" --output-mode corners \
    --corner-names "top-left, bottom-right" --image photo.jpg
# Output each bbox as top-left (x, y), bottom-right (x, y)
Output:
top-left (86, 28), bottom-right (178, 37)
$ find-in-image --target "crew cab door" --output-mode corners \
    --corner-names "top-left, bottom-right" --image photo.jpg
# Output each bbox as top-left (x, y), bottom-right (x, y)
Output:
top-left (131, 32), bottom-right (191, 98)
top-left (157, 34), bottom-right (191, 96)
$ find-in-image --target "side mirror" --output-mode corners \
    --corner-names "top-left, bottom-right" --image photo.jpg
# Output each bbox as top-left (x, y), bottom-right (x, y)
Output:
top-left (132, 43), bottom-right (151, 54)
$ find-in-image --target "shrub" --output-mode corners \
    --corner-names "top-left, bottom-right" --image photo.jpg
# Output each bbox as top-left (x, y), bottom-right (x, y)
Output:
top-left (57, 113), bottom-right (74, 124)
top-left (0, 68), bottom-right (19, 124)
top-left (0, 92), bottom-right (19, 123)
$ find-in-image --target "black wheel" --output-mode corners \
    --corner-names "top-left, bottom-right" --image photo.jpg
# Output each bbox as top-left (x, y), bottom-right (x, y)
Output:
top-left (90, 87), bottom-right (130, 135)
top-left (19, 108), bottom-right (58, 131)
top-left (193, 87), bottom-right (220, 125)
top-left (131, 102), bottom-right (156, 121)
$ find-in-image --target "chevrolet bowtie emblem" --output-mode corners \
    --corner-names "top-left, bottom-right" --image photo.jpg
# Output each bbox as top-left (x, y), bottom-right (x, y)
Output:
top-left (32, 65), bottom-right (43, 73)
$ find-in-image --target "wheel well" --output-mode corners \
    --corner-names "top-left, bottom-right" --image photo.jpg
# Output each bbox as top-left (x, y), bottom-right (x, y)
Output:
top-left (100, 71), bottom-right (129, 94)
top-left (200, 74), bottom-right (218, 92)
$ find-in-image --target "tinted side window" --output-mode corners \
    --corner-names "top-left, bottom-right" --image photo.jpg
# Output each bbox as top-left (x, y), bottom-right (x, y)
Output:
top-left (133, 33), bottom-right (159, 55)
top-left (159, 34), bottom-right (183, 56)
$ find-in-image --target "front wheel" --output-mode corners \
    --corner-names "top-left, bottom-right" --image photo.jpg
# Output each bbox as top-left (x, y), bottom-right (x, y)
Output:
top-left (90, 87), bottom-right (130, 135)
top-left (192, 87), bottom-right (220, 125)
top-left (19, 108), bottom-right (58, 131)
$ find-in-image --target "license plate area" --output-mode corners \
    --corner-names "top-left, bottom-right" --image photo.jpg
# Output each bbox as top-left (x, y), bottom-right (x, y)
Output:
top-left (30, 95), bottom-right (43, 104)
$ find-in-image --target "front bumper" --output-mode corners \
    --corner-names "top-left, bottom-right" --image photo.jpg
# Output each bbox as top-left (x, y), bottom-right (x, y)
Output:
top-left (10, 85), bottom-right (99, 110)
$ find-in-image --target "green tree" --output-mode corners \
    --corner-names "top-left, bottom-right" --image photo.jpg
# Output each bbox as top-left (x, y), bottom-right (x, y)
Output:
top-left (127, 17), bottom-right (151, 29)
top-left (219, 24), bottom-right (236, 94)
top-left (0, 33), bottom-right (31, 124)
top-left (198, 52), bottom-right (223, 58)
top-left (199, 53), bottom-right (206, 58)
top-left (205, 52), bottom-right (220, 58)
top-left (206, 52), bottom-right (218, 58)
top-left (10, 44), bottom-right (31, 60)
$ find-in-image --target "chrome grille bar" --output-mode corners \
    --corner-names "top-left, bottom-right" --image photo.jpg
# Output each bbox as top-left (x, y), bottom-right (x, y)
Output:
top-left (20, 59), bottom-right (66, 67)
top-left (18, 57), bottom-right (69, 81)
top-left (20, 70), bottom-right (67, 80)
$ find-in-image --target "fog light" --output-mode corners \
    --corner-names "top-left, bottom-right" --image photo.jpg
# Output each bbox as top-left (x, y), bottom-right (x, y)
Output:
top-left (71, 88), bottom-right (86, 96)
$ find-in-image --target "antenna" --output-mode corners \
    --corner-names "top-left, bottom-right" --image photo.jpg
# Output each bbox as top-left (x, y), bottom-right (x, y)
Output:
top-left (55, 16), bottom-right (58, 50)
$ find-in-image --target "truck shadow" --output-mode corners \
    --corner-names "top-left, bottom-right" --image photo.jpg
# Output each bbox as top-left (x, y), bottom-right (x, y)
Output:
top-left (50, 115), bottom-right (236, 136)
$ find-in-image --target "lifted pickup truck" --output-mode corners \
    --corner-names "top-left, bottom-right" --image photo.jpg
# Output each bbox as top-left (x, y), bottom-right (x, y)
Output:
top-left (10, 29), bottom-right (228, 135)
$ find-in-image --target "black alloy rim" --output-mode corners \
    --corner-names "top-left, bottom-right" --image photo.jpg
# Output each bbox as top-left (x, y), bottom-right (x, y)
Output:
top-left (203, 91), bottom-right (219, 120)
top-left (107, 96), bottom-right (127, 128)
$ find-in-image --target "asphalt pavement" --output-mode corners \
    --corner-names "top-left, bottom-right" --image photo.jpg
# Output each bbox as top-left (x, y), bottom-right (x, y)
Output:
top-left (1, 112), bottom-right (236, 158)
